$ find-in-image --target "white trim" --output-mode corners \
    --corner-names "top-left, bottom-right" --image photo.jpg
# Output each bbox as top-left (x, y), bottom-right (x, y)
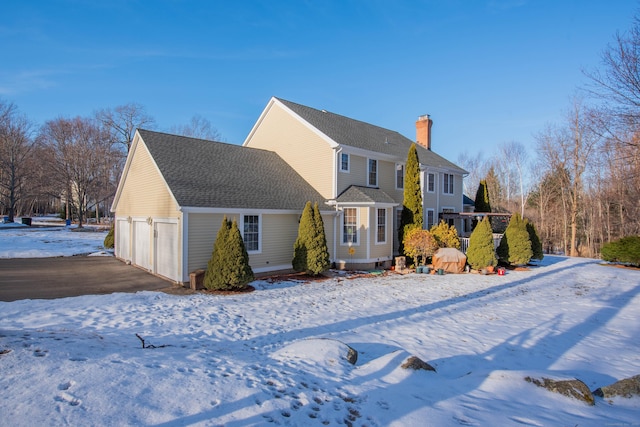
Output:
top-left (426, 172), bottom-right (436, 193)
top-left (341, 207), bottom-right (360, 246)
top-left (375, 208), bottom-right (387, 245)
top-left (395, 163), bottom-right (405, 190)
top-left (426, 208), bottom-right (435, 230)
top-left (179, 206), bottom-right (333, 215)
top-left (334, 202), bottom-right (398, 208)
top-left (367, 158), bottom-right (378, 187)
top-left (252, 263), bottom-right (293, 274)
top-left (241, 213), bottom-right (262, 254)
top-left (182, 212), bottom-right (188, 282)
top-left (339, 152), bottom-right (350, 173)
top-left (244, 97), bottom-right (339, 149)
top-left (443, 173), bottom-right (455, 195)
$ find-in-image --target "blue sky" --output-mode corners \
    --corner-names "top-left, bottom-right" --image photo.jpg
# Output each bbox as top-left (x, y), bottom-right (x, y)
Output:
top-left (1, 0), bottom-right (636, 162)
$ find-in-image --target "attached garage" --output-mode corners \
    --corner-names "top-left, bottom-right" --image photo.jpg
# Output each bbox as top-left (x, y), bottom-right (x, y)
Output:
top-left (110, 129), bottom-right (329, 285)
top-left (154, 219), bottom-right (179, 281)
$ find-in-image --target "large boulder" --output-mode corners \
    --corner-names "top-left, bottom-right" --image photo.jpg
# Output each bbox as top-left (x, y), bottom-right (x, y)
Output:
top-left (593, 374), bottom-right (640, 399)
top-left (525, 376), bottom-right (595, 406)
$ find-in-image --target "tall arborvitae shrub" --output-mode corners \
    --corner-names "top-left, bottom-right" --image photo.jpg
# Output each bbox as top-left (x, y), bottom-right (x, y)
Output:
top-left (204, 217), bottom-right (231, 290)
top-left (293, 202), bottom-right (314, 272)
top-left (224, 218), bottom-right (254, 288)
top-left (497, 213), bottom-right (532, 265)
top-left (526, 219), bottom-right (544, 261)
top-left (430, 220), bottom-right (461, 249)
top-left (104, 224), bottom-right (115, 249)
top-left (399, 143), bottom-right (423, 255)
top-left (474, 179), bottom-right (492, 213)
top-left (310, 202), bottom-right (331, 275)
top-left (204, 217), bottom-right (254, 291)
top-left (293, 202), bottom-right (331, 275)
top-left (466, 217), bottom-right (497, 270)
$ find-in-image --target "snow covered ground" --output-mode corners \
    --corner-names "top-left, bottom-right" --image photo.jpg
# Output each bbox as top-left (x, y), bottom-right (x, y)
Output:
top-left (0, 225), bottom-right (639, 426)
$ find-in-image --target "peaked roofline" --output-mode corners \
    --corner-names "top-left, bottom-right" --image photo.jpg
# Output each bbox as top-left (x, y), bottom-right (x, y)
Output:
top-left (243, 97), bottom-right (339, 149)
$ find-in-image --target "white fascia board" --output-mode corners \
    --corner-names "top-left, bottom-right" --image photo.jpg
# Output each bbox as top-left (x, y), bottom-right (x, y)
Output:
top-left (180, 207), bottom-right (302, 215)
top-left (341, 145), bottom-right (399, 162)
top-left (334, 202), bottom-right (398, 208)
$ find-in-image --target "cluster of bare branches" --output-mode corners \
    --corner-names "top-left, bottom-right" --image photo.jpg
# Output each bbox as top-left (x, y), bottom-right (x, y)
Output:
top-left (459, 13), bottom-right (640, 258)
top-left (0, 99), bottom-right (222, 225)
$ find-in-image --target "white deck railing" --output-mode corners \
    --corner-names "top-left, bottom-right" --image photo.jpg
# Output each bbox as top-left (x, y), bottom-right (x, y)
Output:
top-left (459, 234), bottom-right (503, 254)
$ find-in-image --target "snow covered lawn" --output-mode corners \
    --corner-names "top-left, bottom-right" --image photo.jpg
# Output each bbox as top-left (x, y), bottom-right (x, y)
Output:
top-left (0, 227), bottom-right (639, 426)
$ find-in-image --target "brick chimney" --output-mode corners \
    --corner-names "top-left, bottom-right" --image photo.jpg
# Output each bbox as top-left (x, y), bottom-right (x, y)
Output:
top-left (416, 114), bottom-right (433, 150)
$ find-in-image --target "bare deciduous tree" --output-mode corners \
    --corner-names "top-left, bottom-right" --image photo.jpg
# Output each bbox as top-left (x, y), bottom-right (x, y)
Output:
top-left (0, 99), bottom-right (36, 222)
top-left (96, 103), bottom-right (155, 153)
top-left (169, 114), bottom-right (223, 141)
top-left (38, 117), bottom-right (117, 228)
top-left (584, 14), bottom-right (640, 148)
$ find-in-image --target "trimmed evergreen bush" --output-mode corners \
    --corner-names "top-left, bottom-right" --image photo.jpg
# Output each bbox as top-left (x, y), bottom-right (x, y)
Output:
top-left (403, 228), bottom-right (438, 266)
top-left (104, 224), bottom-right (115, 249)
top-left (466, 217), bottom-right (497, 270)
top-left (526, 219), bottom-right (544, 261)
top-left (293, 202), bottom-right (313, 272)
top-left (204, 216), bottom-right (254, 291)
top-left (293, 202), bottom-right (330, 275)
top-left (399, 143), bottom-right (423, 255)
top-left (497, 213), bottom-right (532, 266)
top-left (430, 220), bottom-right (460, 249)
top-left (310, 202), bottom-right (331, 275)
top-left (601, 236), bottom-right (640, 266)
top-left (474, 179), bottom-right (492, 213)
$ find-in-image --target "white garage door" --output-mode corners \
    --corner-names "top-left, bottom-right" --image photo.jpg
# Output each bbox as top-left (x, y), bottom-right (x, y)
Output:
top-left (132, 220), bottom-right (152, 271)
top-left (155, 221), bottom-right (179, 282)
top-left (115, 219), bottom-right (130, 261)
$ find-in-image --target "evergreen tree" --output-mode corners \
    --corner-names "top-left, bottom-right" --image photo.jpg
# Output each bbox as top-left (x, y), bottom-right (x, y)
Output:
top-left (224, 218), bottom-right (254, 289)
top-left (293, 202), bottom-right (313, 272)
top-left (104, 224), bottom-right (115, 249)
top-left (399, 143), bottom-right (423, 255)
top-left (204, 217), bottom-right (254, 291)
top-left (430, 220), bottom-right (461, 249)
top-left (309, 202), bottom-right (331, 275)
top-left (466, 217), bottom-right (498, 270)
top-left (474, 179), bottom-right (492, 213)
top-left (204, 216), bottom-right (231, 290)
top-left (497, 213), bottom-right (533, 265)
top-left (526, 219), bottom-right (544, 261)
top-left (293, 202), bottom-right (330, 275)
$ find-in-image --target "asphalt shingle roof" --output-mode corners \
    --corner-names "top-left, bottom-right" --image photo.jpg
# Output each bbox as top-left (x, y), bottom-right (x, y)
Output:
top-left (276, 98), bottom-right (467, 174)
top-left (335, 185), bottom-right (398, 205)
top-left (138, 129), bottom-right (326, 210)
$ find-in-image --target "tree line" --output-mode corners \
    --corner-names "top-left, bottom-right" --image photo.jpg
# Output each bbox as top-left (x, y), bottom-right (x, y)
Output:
top-left (0, 101), bottom-right (222, 227)
top-left (458, 14), bottom-right (640, 258)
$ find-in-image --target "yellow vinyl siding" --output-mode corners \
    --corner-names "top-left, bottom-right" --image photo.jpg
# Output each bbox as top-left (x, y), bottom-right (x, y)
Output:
top-left (245, 103), bottom-right (334, 198)
top-left (187, 213), bottom-right (224, 274)
top-left (337, 154), bottom-right (366, 195)
top-left (370, 207), bottom-right (392, 259)
top-left (337, 207), bottom-right (368, 260)
top-left (377, 160), bottom-right (399, 201)
top-left (116, 142), bottom-right (180, 218)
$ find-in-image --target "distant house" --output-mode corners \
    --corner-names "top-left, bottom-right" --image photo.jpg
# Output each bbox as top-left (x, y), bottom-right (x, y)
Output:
top-left (111, 97), bottom-right (467, 283)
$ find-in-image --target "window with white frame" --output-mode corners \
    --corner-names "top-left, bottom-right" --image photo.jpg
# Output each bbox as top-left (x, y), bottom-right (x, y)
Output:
top-left (426, 209), bottom-right (435, 230)
top-left (376, 208), bottom-right (386, 243)
top-left (340, 153), bottom-right (350, 172)
top-left (396, 164), bottom-right (404, 189)
top-left (427, 172), bottom-right (435, 192)
top-left (342, 208), bottom-right (358, 244)
top-left (443, 173), bottom-right (454, 194)
top-left (368, 159), bottom-right (378, 186)
top-left (243, 215), bottom-right (260, 252)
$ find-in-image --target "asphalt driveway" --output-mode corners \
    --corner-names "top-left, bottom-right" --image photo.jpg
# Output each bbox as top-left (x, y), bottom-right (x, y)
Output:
top-left (0, 256), bottom-right (183, 302)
